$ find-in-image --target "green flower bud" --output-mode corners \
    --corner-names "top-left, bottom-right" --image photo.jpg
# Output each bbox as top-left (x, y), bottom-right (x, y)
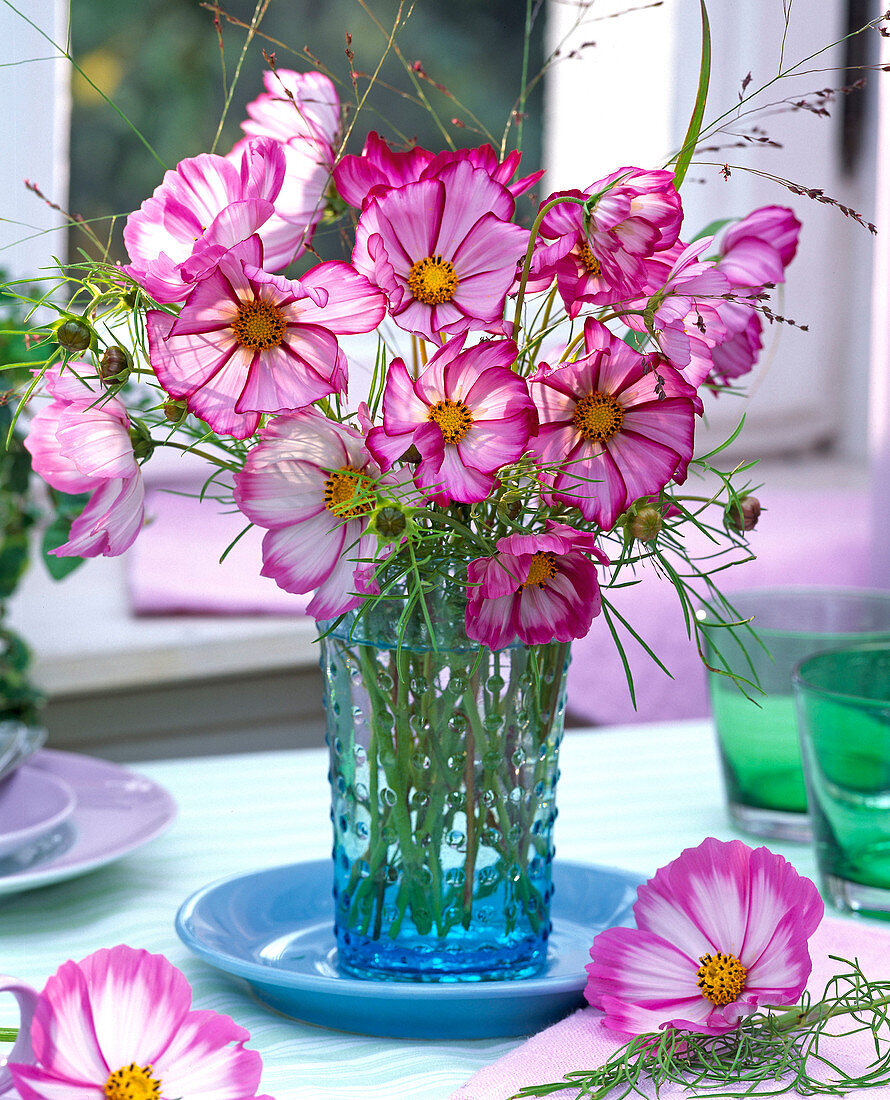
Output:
top-left (54, 316), bottom-right (94, 353)
top-left (99, 345), bottom-right (132, 384)
top-left (163, 397), bottom-right (189, 425)
top-left (370, 506), bottom-right (407, 540)
top-left (128, 419), bottom-right (155, 462)
top-left (626, 505), bottom-right (663, 543)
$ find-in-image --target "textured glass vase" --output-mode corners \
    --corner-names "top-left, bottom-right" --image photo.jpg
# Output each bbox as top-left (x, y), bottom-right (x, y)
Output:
top-left (320, 596), bottom-right (569, 982)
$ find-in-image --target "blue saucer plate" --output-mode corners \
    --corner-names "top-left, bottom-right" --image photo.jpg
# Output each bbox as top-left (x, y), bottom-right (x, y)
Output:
top-left (175, 859), bottom-right (642, 1040)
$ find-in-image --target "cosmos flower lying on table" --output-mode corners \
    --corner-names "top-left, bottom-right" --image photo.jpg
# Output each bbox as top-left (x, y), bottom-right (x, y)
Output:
top-left (514, 838), bottom-right (890, 1099)
top-left (0, 945), bottom-right (272, 1100)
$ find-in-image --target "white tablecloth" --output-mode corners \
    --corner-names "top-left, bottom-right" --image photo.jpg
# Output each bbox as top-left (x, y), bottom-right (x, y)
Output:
top-left (0, 720), bottom-right (821, 1099)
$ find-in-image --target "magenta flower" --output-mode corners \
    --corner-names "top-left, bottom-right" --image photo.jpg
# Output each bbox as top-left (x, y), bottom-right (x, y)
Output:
top-left (533, 168), bottom-right (683, 316)
top-left (701, 207), bottom-right (800, 389)
top-left (231, 69), bottom-right (341, 268)
top-left (352, 160), bottom-right (529, 343)
top-left (530, 319), bottom-right (697, 531)
top-left (366, 336), bottom-right (536, 505)
top-left (234, 410), bottom-right (383, 619)
top-left (464, 522), bottom-right (609, 649)
top-left (146, 236), bottom-right (385, 439)
top-left (123, 138), bottom-right (287, 303)
top-left (715, 205), bottom-right (801, 289)
top-left (334, 131), bottom-right (543, 209)
top-left (9, 945), bottom-right (273, 1099)
top-left (24, 365), bottom-right (145, 557)
top-left (585, 838), bottom-right (824, 1036)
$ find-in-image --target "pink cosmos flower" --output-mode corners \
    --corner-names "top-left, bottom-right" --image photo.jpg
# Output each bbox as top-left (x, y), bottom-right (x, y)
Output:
top-left (234, 410), bottom-right (383, 619)
top-left (366, 336), bottom-right (536, 505)
top-left (533, 168), bottom-right (683, 316)
top-left (231, 69), bottom-right (341, 268)
top-left (703, 207), bottom-right (800, 389)
top-left (24, 365), bottom-right (145, 557)
top-left (585, 838), bottom-right (823, 1036)
top-left (123, 138), bottom-right (287, 303)
top-left (334, 131), bottom-right (543, 209)
top-left (352, 160), bottom-right (529, 343)
top-left (530, 319), bottom-right (697, 531)
top-left (146, 236), bottom-right (385, 439)
top-left (465, 522), bottom-right (609, 649)
top-left (9, 945), bottom-right (273, 1100)
top-left (715, 205), bottom-right (801, 290)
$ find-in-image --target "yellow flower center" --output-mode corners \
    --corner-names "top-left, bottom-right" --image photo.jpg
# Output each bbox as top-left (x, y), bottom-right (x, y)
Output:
top-left (521, 551), bottom-right (558, 589)
top-left (577, 241), bottom-right (601, 277)
top-left (104, 1063), bottom-right (161, 1100)
top-left (572, 392), bottom-right (625, 443)
top-left (232, 298), bottom-right (287, 351)
top-left (427, 398), bottom-right (474, 444)
top-left (696, 951), bottom-right (747, 1007)
top-left (408, 255), bottom-right (459, 305)
top-left (324, 466), bottom-right (375, 518)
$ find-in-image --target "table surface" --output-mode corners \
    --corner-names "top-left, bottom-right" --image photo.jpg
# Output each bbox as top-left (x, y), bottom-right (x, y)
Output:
top-left (0, 720), bottom-right (837, 1099)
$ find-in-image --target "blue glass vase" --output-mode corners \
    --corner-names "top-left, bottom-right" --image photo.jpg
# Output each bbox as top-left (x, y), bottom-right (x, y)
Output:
top-left (321, 596), bottom-right (569, 982)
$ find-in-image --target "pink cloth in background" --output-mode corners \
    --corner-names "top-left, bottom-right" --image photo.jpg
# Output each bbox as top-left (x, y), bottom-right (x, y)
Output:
top-left (567, 487), bottom-right (873, 725)
top-left (449, 916), bottom-right (890, 1099)
top-left (128, 485), bottom-right (309, 615)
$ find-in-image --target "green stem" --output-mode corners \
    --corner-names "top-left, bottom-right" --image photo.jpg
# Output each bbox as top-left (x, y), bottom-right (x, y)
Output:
top-left (511, 195), bottom-right (587, 343)
top-left (155, 439), bottom-right (240, 472)
top-left (515, 0), bottom-right (534, 155)
top-left (0, 1027), bottom-right (17, 1043)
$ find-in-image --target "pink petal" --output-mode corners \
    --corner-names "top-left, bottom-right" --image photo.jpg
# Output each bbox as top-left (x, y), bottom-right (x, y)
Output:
top-left (153, 1008), bottom-right (261, 1097)
top-left (57, 406), bottom-right (137, 480)
top-left (306, 525), bottom-right (370, 619)
top-left (298, 262), bottom-right (387, 334)
top-left (259, 510), bottom-right (346, 593)
top-left (234, 459), bottom-right (328, 528)
top-left (381, 358), bottom-right (429, 434)
top-left (10, 1065), bottom-right (104, 1099)
top-left (56, 476), bottom-right (145, 558)
top-left (28, 962), bottom-right (106, 1082)
top-left (465, 589), bottom-right (520, 651)
top-left (434, 163), bottom-right (515, 254)
top-left (237, 332), bottom-right (341, 414)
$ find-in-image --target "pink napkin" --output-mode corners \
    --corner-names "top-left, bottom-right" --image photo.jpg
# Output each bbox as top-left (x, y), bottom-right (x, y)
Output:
top-left (127, 485), bottom-right (309, 616)
top-left (450, 917), bottom-right (890, 1099)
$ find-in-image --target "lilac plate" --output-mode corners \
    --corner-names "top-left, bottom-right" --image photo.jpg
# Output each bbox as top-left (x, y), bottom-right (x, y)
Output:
top-left (0, 750), bottom-right (176, 896)
top-left (0, 766), bottom-right (76, 859)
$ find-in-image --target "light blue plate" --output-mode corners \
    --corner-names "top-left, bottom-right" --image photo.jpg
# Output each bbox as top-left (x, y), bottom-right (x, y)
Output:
top-left (175, 859), bottom-right (642, 1039)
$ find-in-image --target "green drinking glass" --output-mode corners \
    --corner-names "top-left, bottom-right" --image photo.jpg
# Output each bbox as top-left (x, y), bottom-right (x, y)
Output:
top-left (699, 589), bottom-right (890, 843)
top-left (794, 643), bottom-right (890, 919)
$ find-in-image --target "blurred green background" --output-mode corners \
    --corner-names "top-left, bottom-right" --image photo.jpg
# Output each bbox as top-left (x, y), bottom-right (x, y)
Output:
top-left (68, 0), bottom-right (545, 265)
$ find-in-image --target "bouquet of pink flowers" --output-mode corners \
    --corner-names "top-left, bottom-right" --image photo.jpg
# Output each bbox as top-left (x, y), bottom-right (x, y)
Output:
top-left (13, 60), bottom-right (802, 665)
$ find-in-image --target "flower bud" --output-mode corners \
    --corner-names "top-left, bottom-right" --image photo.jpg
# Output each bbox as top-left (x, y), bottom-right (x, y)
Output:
top-left (163, 397), bottom-right (189, 424)
top-left (371, 506), bottom-right (407, 539)
top-left (626, 505), bottom-right (662, 542)
top-left (726, 495), bottom-right (761, 532)
top-left (127, 419), bottom-right (155, 462)
top-left (54, 316), bottom-right (94, 353)
top-left (99, 345), bottom-right (132, 384)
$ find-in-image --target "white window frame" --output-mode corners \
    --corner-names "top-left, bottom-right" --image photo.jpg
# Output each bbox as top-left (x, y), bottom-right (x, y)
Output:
top-left (1, 0), bottom-right (70, 283)
top-left (545, 0), bottom-right (877, 462)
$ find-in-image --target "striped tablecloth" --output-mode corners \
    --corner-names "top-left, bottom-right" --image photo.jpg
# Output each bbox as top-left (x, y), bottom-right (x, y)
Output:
top-left (0, 719), bottom-right (822, 1099)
